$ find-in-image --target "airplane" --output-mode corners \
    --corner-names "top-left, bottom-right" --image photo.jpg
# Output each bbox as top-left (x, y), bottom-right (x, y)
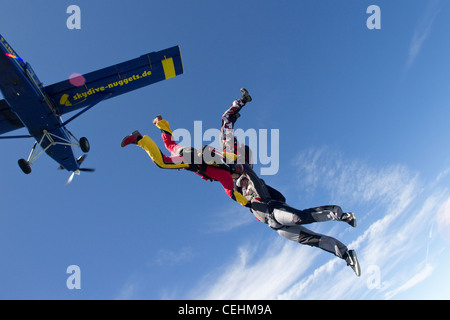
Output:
top-left (0, 34), bottom-right (183, 183)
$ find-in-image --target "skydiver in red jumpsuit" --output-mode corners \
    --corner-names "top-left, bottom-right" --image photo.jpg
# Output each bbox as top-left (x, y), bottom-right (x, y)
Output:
top-left (120, 90), bottom-right (252, 207)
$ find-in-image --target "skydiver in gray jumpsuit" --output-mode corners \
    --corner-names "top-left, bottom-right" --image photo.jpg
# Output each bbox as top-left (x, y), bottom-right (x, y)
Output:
top-left (234, 164), bottom-right (361, 276)
top-left (222, 88), bottom-right (361, 276)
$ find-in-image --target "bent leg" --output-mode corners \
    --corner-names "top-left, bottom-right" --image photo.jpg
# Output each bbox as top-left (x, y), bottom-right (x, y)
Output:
top-left (277, 225), bottom-right (348, 259)
top-left (161, 131), bottom-right (183, 155)
top-left (153, 118), bottom-right (183, 155)
top-left (272, 204), bottom-right (344, 226)
top-left (137, 135), bottom-right (188, 169)
top-left (302, 205), bottom-right (344, 222)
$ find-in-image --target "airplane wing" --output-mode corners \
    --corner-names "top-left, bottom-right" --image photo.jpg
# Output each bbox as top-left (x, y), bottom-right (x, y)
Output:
top-left (44, 45), bottom-right (184, 115)
top-left (0, 99), bottom-right (24, 135)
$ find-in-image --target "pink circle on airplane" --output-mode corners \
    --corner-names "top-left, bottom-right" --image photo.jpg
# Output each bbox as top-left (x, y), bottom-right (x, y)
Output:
top-left (69, 73), bottom-right (86, 87)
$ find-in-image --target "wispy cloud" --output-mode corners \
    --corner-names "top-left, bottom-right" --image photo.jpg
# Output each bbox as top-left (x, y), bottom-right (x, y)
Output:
top-left (292, 147), bottom-right (419, 215)
top-left (190, 239), bottom-right (321, 300)
top-left (385, 263), bottom-right (434, 299)
top-left (115, 246), bottom-right (194, 300)
top-left (207, 206), bottom-right (254, 232)
top-left (154, 246), bottom-right (194, 266)
top-left (115, 281), bottom-right (137, 300)
top-left (436, 196), bottom-right (450, 243)
top-left (405, 0), bottom-right (442, 71)
top-left (187, 147), bottom-right (450, 300)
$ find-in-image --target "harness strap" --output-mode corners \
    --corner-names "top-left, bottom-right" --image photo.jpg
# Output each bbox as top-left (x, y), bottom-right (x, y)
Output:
top-left (186, 163), bottom-right (214, 182)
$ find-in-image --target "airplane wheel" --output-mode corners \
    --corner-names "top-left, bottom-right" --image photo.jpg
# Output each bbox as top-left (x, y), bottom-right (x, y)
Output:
top-left (80, 137), bottom-right (90, 153)
top-left (18, 159), bottom-right (32, 174)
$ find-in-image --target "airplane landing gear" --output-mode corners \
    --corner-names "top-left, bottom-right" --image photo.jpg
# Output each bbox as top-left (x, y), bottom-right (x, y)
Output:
top-left (17, 130), bottom-right (91, 175)
top-left (79, 137), bottom-right (90, 153)
top-left (18, 158), bottom-right (32, 174)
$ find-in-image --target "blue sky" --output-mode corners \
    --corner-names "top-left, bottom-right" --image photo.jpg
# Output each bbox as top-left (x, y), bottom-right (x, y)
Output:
top-left (1, 0), bottom-right (450, 299)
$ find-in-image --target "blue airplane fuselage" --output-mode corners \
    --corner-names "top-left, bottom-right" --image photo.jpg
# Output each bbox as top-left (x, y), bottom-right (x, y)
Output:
top-left (0, 36), bottom-right (79, 171)
top-left (0, 34), bottom-right (184, 177)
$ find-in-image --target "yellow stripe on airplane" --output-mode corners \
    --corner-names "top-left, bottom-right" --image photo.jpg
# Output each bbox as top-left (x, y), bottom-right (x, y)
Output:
top-left (162, 57), bottom-right (176, 79)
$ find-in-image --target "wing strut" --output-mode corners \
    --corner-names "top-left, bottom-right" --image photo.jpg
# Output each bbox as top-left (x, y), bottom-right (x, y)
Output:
top-left (0, 134), bottom-right (32, 140)
top-left (60, 92), bottom-right (112, 128)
